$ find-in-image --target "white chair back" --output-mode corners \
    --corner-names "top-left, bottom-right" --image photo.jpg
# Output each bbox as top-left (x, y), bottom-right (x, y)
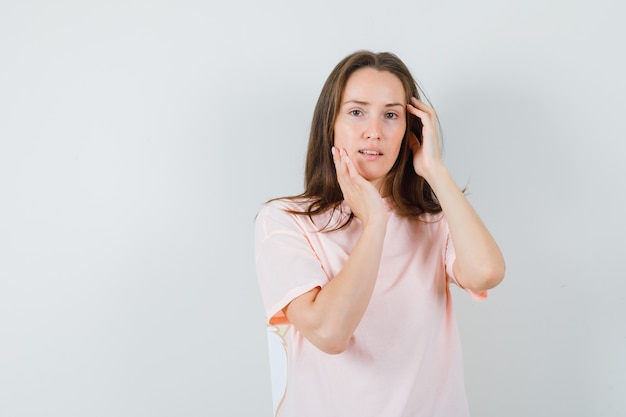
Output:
top-left (266, 322), bottom-right (290, 416)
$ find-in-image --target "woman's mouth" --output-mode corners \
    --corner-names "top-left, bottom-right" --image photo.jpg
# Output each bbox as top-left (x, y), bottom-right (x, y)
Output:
top-left (358, 149), bottom-right (383, 161)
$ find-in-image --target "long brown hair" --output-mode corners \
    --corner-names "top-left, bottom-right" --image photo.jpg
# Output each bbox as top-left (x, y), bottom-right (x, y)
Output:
top-left (281, 50), bottom-right (442, 230)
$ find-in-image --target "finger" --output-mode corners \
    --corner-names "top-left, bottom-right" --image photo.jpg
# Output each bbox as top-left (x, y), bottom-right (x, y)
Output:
top-left (407, 103), bottom-right (431, 121)
top-left (333, 148), bottom-right (355, 196)
top-left (409, 96), bottom-right (435, 114)
top-left (331, 146), bottom-right (340, 165)
top-left (408, 98), bottom-right (436, 123)
top-left (332, 146), bottom-right (348, 176)
top-left (407, 107), bottom-right (437, 140)
top-left (333, 152), bottom-right (360, 205)
top-left (341, 148), bottom-right (360, 179)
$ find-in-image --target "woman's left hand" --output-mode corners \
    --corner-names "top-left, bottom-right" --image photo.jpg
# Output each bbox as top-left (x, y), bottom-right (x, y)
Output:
top-left (407, 98), bottom-right (505, 292)
top-left (406, 97), bottom-right (443, 181)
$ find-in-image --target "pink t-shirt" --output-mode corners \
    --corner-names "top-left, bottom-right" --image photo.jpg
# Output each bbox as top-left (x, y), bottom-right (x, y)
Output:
top-left (255, 198), bottom-right (486, 417)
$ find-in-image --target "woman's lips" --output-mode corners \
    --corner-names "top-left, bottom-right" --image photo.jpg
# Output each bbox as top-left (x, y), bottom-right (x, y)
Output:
top-left (358, 149), bottom-right (383, 160)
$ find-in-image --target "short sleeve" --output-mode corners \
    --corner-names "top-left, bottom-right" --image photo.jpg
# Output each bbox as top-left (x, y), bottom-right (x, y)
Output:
top-left (444, 222), bottom-right (488, 302)
top-left (255, 202), bottom-right (330, 325)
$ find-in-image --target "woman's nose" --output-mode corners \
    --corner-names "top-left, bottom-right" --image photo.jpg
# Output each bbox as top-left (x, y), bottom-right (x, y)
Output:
top-left (365, 119), bottom-right (381, 140)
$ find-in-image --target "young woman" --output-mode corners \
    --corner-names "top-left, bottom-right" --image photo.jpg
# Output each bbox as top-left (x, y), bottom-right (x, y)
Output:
top-left (255, 50), bottom-right (505, 417)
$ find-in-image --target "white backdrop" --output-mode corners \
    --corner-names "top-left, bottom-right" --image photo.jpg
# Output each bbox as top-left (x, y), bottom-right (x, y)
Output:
top-left (1, 1), bottom-right (624, 416)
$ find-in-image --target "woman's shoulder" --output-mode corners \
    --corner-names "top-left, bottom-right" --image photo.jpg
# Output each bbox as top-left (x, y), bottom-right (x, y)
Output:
top-left (397, 210), bottom-right (448, 233)
top-left (415, 211), bottom-right (446, 223)
top-left (260, 197), bottom-right (310, 214)
top-left (255, 197), bottom-right (313, 227)
top-left (257, 197), bottom-right (350, 233)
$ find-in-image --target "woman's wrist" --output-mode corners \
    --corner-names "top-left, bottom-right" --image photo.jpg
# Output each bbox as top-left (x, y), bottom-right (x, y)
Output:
top-left (420, 161), bottom-right (449, 188)
top-left (361, 214), bottom-right (388, 236)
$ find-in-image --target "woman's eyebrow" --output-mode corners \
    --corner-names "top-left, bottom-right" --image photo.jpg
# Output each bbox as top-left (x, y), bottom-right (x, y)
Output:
top-left (342, 100), bottom-right (368, 106)
top-left (342, 100), bottom-right (405, 108)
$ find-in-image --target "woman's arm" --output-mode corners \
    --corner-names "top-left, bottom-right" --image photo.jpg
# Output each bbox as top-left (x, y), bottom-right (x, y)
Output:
top-left (407, 97), bottom-right (505, 291)
top-left (283, 147), bottom-right (387, 354)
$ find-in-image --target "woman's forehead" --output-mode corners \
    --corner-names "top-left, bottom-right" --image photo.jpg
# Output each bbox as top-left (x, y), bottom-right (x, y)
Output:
top-left (341, 68), bottom-right (406, 105)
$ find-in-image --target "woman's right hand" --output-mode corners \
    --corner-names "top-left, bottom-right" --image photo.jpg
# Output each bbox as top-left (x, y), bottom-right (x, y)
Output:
top-left (283, 147), bottom-right (389, 354)
top-left (331, 146), bottom-right (388, 228)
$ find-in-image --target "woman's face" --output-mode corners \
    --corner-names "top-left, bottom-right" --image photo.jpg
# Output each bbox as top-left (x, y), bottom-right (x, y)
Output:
top-left (333, 67), bottom-right (407, 191)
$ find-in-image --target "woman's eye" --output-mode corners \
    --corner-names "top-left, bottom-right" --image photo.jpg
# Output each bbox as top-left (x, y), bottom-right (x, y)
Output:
top-left (385, 112), bottom-right (398, 119)
top-left (349, 110), bottom-right (363, 116)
